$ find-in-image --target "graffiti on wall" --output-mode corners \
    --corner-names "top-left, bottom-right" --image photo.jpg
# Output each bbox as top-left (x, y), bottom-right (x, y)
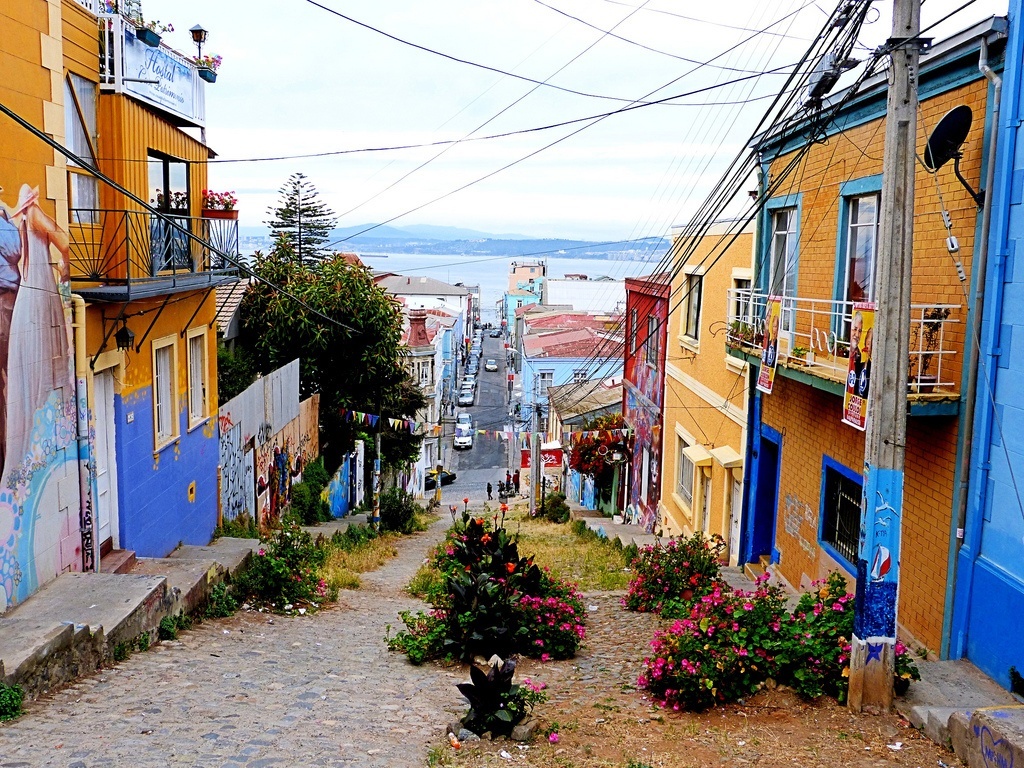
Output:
top-left (0, 185), bottom-right (84, 612)
top-left (625, 385), bottom-right (662, 533)
top-left (219, 419), bottom-right (246, 522)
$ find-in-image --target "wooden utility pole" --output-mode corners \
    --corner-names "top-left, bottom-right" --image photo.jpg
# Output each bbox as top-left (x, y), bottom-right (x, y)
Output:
top-left (848, 0), bottom-right (920, 713)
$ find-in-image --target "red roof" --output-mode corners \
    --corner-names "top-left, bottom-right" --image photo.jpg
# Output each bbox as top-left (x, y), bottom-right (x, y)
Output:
top-left (523, 327), bottom-right (624, 359)
top-left (525, 313), bottom-right (608, 332)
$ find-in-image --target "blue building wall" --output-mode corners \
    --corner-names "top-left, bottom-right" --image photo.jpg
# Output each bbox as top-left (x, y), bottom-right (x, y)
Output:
top-left (951, 1), bottom-right (1024, 689)
top-left (503, 293), bottom-right (540, 334)
top-left (521, 355), bottom-right (623, 415)
top-left (115, 389), bottom-right (219, 557)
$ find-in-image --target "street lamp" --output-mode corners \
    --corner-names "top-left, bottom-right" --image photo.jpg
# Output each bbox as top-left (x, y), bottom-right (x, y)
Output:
top-left (189, 24), bottom-right (208, 57)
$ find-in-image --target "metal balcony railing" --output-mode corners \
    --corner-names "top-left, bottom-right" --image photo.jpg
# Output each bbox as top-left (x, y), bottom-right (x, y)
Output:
top-left (68, 209), bottom-right (238, 294)
top-left (98, 12), bottom-right (206, 127)
top-left (726, 289), bottom-right (961, 392)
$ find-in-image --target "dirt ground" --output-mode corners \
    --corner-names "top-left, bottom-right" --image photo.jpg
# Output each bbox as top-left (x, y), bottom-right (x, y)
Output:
top-left (436, 591), bottom-right (955, 768)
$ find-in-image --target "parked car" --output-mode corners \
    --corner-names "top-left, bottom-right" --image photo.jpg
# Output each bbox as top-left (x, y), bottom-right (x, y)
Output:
top-left (464, 375), bottom-right (477, 389)
top-left (454, 426), bottom-right (474, 450)
top-left (458, 389), bottom-right (475, 406)
top-left (484, 358), bottom-right (498, 372)
top-left (457, 412), bottom-right (473, 428)
top-left (424, 469), bottom-right (457, 490)
top-left (490, 329), bottom-right (501, 338)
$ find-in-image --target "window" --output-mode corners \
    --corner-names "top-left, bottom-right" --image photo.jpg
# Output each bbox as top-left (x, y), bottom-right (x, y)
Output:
top-left (683, 273), bottom-right (703, 341)
top-left (732, 277), bottom-right (752, 324)
top-left (769, 207), bottom-right (798, 330)
top-left (148, 152), bottom-right (192, 273)
top-left (843, 194), bottom-right (879, 306)
top-left (676, 436), bottom-right (694, 507)
top-left (538, 371), bottom-right (554, 393)
top-left (821, 461), bottom-right (862, 566)
top-left (629, 308), bottom-right (638, 354)
top-left (152, 337), bottom-right (178, 447)
top-left (641, 447), bottom-right (651, 505)
top-left (187, 329), bottom-right (208, 427)
top-left (645, 315), bottom-right (660, 366)
top-left (573, 369), bottom-right (588, 383)
top-left (65, 74), bottom-right (99, 224)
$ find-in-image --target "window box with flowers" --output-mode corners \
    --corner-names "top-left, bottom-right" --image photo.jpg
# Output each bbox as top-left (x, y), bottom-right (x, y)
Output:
top-left (136, 20), bottom-right (172, 48)
top-left (201, 190), bottom-right (238, 220)
top-left (193, 54), bottom-right (222, 84)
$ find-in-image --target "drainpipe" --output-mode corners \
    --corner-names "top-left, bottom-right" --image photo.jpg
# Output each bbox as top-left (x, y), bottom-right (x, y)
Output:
top-left (71, 294), bottom-right (98, 573)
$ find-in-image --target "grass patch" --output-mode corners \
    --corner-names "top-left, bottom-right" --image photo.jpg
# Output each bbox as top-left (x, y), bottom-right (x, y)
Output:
top-left (321, 528), bottom-right (400, 591)
top-left (508, 509), bottom-right (631, 591)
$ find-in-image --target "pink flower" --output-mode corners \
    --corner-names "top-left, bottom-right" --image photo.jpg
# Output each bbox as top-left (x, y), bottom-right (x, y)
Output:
top-left (549, 733), bottom-right (560, 743)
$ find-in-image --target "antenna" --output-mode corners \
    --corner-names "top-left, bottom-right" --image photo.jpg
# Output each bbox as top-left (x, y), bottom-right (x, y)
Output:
top-left (923, 105), bottom-right (984, 207)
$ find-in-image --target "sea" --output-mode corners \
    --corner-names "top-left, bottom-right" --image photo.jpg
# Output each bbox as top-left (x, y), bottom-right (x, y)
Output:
top-left (359, 252), bottom-right (659, 323)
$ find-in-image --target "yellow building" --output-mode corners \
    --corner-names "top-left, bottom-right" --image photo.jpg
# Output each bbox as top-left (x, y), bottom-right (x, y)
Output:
top-left (661, 222), bottom-right (753, 565)
top-left (0, 0), bottom-right (235, 610)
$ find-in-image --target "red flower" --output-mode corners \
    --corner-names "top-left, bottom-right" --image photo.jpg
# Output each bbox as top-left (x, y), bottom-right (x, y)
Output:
top-left (506, 562), bottom-right (516, 573)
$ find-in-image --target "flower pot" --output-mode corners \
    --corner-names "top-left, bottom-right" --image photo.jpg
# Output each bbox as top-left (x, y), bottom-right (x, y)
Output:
top-left (202, 208), bottom-right (237, 220)
top-left (197, 67), bottom-right (217, 84)
top-left (136, 27), bottom-right (161, 47)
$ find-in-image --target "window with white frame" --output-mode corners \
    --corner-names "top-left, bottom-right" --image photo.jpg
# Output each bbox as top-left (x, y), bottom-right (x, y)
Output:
top-left (683, 273), bottom-right (703, 341)
top-left (843, 194), bottom-right (879, 306)
top-left (187, 329), bottom-right (208, 427)
top-left (645, 315), bottom-right (659, 367)
top-left (573, 368), bottom-right (588, 383)
top-left (731, 277), bottom-right (752, 324)
top-left (538, 371), bottom-right (554, 394)
top-left (676, 436), bottom-right (694, 507)
top-left (152, 337), bottom-right (178, 446)
top-left (65, 74), bottom-right (99, 223)
top-left (769, 207), bottom-right (798, 330)
top-left (629, 307), bottom-right (638, 354)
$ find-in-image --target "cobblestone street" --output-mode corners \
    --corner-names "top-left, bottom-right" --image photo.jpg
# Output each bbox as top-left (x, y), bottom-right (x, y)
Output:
top-left (0, 518), bottom-right (462, 768)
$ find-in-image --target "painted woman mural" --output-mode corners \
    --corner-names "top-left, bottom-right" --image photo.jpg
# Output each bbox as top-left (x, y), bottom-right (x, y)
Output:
top-left (0, 184), bottom-right (80, 613)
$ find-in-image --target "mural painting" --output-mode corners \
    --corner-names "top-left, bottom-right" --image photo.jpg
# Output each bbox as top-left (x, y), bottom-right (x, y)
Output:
top-left (624, 385), bottom-right (662, 532)
top-left (0, 185), bottom-right (85, 612)
top-left (218, 417), bottom-right (246, 522)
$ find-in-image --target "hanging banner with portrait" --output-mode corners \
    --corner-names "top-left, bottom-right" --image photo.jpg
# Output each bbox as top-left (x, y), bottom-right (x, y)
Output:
top-left (842, 302), bottom-right (875, 431)
top-left (755, 295), bottom-right (782, 395)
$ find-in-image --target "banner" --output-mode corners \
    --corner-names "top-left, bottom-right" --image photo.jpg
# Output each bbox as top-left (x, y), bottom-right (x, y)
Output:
top-left (521, 447), bottom-right (563, 469)
top-left (842, 302), bottom-right (875, 431)
top-left (755, 295), bottom-right (782, 394)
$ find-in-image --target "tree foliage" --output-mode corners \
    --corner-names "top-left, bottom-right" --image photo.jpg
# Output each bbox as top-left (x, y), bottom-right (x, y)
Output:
top-left (237, 238), bottom-right (424, 468)
top-left (568, 412), bottom-right (626, 487)
top-left (265, 172), bottom-right (338, 263)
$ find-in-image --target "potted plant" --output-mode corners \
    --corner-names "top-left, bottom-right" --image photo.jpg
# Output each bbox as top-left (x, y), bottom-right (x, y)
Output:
top-left (136, 19), bottom-right (172, 47)
top-left (193, 54), bottom-right (222, 84)
top-left (910, 306), bottom-right (951, 392)
top-left (789, 345), bottom-right (810, 365)
top-left (201, 189), bottom-right (238, 220)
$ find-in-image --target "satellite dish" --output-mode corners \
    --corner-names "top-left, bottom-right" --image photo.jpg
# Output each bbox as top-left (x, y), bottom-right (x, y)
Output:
top-left (923, 105), bottom-right (985, 207)
top-left (923, 105), bottom-right (973, 171)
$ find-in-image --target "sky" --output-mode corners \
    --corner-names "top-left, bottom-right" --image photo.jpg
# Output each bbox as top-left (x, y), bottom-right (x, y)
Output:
top-left (142, 0), bottom-right (1009, 241)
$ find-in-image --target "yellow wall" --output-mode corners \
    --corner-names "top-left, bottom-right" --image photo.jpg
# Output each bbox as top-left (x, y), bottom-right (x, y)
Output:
top-left (661, 227), bottom-right (752, 561)
top-left (756, 76), bottom-right (987, 653)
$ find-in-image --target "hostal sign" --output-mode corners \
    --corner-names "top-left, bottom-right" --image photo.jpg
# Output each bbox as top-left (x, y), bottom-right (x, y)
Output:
top-left (122, 30), bottom-right (197, 123)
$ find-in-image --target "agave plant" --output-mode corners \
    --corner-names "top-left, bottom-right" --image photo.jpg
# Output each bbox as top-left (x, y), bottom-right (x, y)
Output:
top-left (456, 658), bottom-right (541, 736)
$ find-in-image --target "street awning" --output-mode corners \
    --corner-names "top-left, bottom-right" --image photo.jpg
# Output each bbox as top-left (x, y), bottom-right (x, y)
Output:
top-left (682, 443), bottom-right (713, 467)
top-left (710, 445), bottom-right (744, 469)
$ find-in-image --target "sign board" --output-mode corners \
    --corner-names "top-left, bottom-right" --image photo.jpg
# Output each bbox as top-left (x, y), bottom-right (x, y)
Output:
top-left (756, 296), bottom-right (782, 395)
top-left (842, 302), bottom-right (875, 431)
top-left (521, 447), bottom-right (563, 469)
top-left (121, 30), bottom-right (199, 124)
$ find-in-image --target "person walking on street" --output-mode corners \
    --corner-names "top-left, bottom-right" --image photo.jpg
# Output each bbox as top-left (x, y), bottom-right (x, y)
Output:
top-left (486, 482), bottom-right (493, 500)
top-left (506, 470), bottom-right (512, 486)
top-left (512, 470), bottom-right (520, 495)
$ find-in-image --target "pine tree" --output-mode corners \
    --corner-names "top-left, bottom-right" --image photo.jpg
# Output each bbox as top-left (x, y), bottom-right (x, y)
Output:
top-left (265, 173), bottom-right (338, 263)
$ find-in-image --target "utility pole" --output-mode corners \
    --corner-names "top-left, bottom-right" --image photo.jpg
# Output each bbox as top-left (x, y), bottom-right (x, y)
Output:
top-left (530, 379), bottom-right (540, 516)
top-left (848, 0), bottom-right (920, 713)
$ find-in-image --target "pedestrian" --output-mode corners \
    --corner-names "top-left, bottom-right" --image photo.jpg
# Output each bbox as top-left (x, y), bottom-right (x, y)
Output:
top-left (486, 482), bottom-right (493, 500)
top-left (506, 469), bottom-right (512, 486)
top-left (512, 470), bottom-right (520, 495)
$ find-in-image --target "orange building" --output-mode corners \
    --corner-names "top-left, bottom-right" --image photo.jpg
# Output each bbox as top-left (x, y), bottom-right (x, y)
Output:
top-left (0, 0), bottom-right (236, 611)
top-left (731, 19), bottom-right (1004, 653)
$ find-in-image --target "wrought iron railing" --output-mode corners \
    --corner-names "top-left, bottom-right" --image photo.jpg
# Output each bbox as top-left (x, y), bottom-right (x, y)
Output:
top-left (68, 208), bottom-right (238, 285)
top-left (97, 13), bottom-right (206, 127)
top-left (726, 289), bottom-right (961, 392)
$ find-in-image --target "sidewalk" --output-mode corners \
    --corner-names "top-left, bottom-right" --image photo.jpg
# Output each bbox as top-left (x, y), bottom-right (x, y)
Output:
top-left (0, 513), bottom-right (384, 701)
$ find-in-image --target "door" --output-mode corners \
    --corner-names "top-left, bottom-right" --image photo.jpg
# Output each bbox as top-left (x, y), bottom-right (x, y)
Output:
top-left (748, 427), bottom-right (781, 562)
top-left (93, 371), bottom-right (120, 550)
top-left (729, 475), bottom-right (742, 565)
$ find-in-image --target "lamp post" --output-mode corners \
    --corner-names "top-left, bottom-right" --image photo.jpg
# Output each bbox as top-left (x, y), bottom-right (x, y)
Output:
top-left (189, 24), bottom-right (208, 58)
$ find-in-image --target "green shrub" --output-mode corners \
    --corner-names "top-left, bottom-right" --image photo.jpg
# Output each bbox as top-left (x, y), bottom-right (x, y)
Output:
top-left (0, 682), bottom-right (24, 721)
top-left (379, 487), bottom-right (421, 534)
top-left (214, 514), bottom-right (259, 540)
top-left (538, 492), bottom-right (570, 523)
top-left (233, 522), bottom-right (329, 610)
top-left (204, 582), bottom-right (239, 618)
top-left (331, 522), bottom-right (377, 551)
top-left (457, 659), bottom-right (547, 737)
top-left (289, 481), bottom-right (332, 525)
top-left (387, 610), bottom-right (450, 665)
top-left (303, 458), bottom-right (331, 495)
top-left (624, 532), bottom-right (726, 614)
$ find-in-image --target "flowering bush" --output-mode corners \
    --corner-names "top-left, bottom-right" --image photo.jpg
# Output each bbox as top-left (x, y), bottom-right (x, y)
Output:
top-left (141, 19), bottom-right (173, 34)
top-left (201, 189), bottom-right (236, 210)
top-left (894, 641), bottom-right (922, 693)
top-left (516, 582), bottom-right (587, 660)
top-left (193, 54), bottom-right (223, 72)
top-left (456, 659), bottom-right (547, 737)
top-left (233, 521), bottom-right (331, 611)
top-left (781, 571), bottom-right (855, 701)
top-left (638, 578), bottom-right (789, 710)
top-left (623, 532), bottom-right (727, 615)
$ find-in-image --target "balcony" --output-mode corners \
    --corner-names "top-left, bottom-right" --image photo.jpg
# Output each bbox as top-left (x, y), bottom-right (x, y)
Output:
top-left (98, 12), bottom-right (206, 128)
top-left (68, 209), bottom-right (239, 301)
top-left (726, 289), bottom-right (962, 413)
